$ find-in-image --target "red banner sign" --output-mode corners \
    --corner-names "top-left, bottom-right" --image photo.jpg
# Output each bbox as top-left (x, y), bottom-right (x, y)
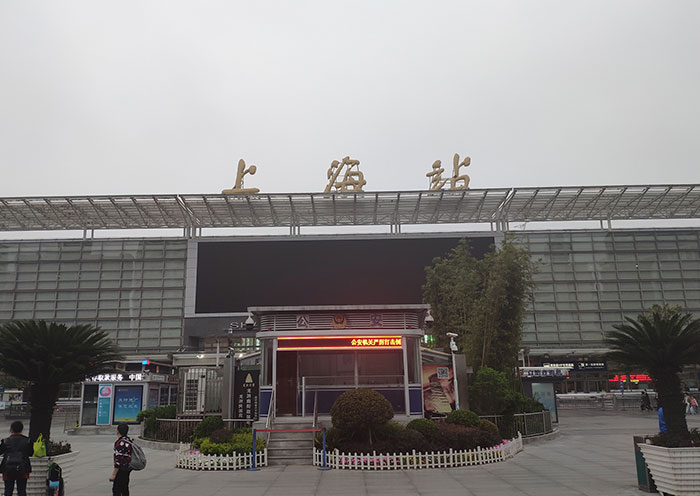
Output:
top-left (277, 336), bottom-right (403, 351)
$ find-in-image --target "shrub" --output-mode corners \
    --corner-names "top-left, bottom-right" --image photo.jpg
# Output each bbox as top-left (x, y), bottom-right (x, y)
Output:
top-left (652, 428), bottom-right (700, 448)
top-left (478, 419), bottom-right (500, 437)
top-left (209, 428), bottom-right (233, 444)
top-left (47, 439), bottom-right (71, 456)
top-left (431, 423), bottom-right (501, 451)
top-left (192, 416), bottom-right (224, 440)
top-left (136, 404), bottom-right (177, 439)
top-left (314, 427), bottom-right (342, 451)
top-left (384, 428), bottom-right (429, 453)
top-left (198, 432), bottom-right (266, 456)
top-left (468, 368), bottom-right (511, 415)
top-left (446, 409), bottom-right (480, 428)
top-left (330, 388), bottom-right (394, 443)
top-left (406, 418), bottom-right (439, 439)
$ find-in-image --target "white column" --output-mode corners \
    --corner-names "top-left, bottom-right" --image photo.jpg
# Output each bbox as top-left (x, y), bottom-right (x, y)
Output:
top-left (272, 339), bottom-right (278, 416)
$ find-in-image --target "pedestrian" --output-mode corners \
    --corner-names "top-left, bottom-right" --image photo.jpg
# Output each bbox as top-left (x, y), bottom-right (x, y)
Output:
top-left (692, 395), bottom-right (699, 415)
top-left (684, 393), bottom-right (692, 415)
top-left (658, 406), bottom-right (668, 434)
top-left (110, 423), bottom-right (133, 496)
top-left (640, 390), bottom-right (652, 411)
top-left (0, 421), bottom-right (32, 496)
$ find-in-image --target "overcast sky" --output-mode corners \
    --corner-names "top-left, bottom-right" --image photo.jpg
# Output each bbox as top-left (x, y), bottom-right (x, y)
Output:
top-left (1, 1), bottom-right (699, 198)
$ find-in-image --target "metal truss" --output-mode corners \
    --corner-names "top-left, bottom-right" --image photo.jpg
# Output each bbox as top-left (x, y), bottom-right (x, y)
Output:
top-left (1, 184), bottom-right (699, 232)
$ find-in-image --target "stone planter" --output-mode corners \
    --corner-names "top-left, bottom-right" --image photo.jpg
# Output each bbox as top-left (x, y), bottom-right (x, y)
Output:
top-left (26, 451), bottom-right (79, 496)
top-left (639, 443), bottom-right (700, 496)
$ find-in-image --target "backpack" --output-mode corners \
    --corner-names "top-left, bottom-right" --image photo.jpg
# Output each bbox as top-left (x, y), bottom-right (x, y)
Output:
top-left (129, 442), bottom-right (146, 471)
top-left (4, 450), bottom-right (25, 474)
top-left (46, 462), bottom-right (64, 496)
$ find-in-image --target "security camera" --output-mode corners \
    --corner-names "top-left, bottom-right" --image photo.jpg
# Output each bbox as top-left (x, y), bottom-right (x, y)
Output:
top-left (446, 332), bottom-right (458, 338)
top-left (450, 341), bottom-right (458, 352)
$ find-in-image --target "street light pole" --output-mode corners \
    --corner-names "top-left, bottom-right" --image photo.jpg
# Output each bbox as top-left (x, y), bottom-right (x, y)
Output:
top-left (447, 333), bottom-right (460, 410)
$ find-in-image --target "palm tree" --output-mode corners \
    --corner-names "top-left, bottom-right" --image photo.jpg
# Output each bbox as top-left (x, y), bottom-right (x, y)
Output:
top-left (0, 321), bottom-right (123, 444)
top-left (606, 305), bottom-right (700, 436)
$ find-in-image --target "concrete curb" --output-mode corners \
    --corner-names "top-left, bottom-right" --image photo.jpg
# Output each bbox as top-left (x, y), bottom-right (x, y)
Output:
top-left (137, 437), bottom-right (182, 452)
top-left (522, 428), bottom-right (560, 445)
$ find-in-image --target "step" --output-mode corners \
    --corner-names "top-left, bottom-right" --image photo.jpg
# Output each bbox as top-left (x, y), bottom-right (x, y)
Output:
top-left (270, 439), bottom-right (314, 448)
top-left (268, 431), bottom-right (315, 440)
top-left (267, 447), bottom-right (314, 457)
top-left (268, 456), bottom-right (313, 466)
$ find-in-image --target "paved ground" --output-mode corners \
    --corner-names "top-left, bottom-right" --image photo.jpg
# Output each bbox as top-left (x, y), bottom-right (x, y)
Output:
top-left (5, 409), bottom-right (700, 495)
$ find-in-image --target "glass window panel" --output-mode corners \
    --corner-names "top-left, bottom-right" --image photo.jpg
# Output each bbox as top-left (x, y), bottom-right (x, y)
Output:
top-left (162, 308), bottom-right (183, 317)
top-left (13, 311), bottom-right (34, 319)
top-left (97, 309), bottom-right (119, 318)
top-left (600, 301), bottom-right (621, 309)
top-left (663, 281), bottom-right (683, 290)
top-left (535, 302), bottom-right (556, 311)
top-left (557, 302), bottom-right (578, 310)
top-left (536, 314), bottom-right (557, 323)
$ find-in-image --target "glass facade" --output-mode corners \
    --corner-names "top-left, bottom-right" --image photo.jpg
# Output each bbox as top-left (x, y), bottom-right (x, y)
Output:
top-left (516, 229), bottom-right (700, 347)
top-left (0, 239), bottom-right (187, 351)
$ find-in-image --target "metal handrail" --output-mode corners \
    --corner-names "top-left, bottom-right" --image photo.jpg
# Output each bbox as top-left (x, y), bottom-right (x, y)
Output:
top-left (312, 391), bottom-right (319, 429)
top-left (265, 389), bottom-right (275, 445)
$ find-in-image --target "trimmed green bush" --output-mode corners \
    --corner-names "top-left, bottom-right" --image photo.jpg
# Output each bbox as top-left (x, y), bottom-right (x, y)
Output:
top-left (136, 405), bottom-right (176, 439)
top-left (198, 428), bottom-right (265, 455)
top-left (446, 409), bottom-right (480, 427)
top-left (406, 418), bottom-right (439, 439)
top-left (478, 419), bottom-right (500, 436)
top-left (330, 388), bottom-right (394, 443)
top-left (192, 416), bottom-right (224, 439)
top-left (432, 423), bottom-right (501, 451)
top-left (209, 428), bottom-right (233, 444)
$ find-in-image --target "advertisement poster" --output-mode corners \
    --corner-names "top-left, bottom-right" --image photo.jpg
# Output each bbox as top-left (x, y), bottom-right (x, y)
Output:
top-left (233, 369), bottom-right (260, 420)
top-left (531, 382), bottom-right (557, 422)
top-left (96, 384), bottom-right (113, 425)
top-left (422, 365), bottom-right (454, 416)
top-left (113, 385), bottom-right (143, 423)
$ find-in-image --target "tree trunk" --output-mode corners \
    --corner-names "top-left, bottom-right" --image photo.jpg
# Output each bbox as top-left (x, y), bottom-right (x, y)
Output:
top-left (655, 372), bottom-right (688, 436)
top-left (27, 383), bottom-right (60, 445)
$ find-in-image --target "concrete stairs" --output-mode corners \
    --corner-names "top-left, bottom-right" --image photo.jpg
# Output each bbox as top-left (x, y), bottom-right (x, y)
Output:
top-left (265, 418), bottom-right (315, 465)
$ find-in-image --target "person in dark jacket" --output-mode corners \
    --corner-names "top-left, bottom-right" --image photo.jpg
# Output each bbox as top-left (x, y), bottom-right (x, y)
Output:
top-left (0, 421), bottom-right (32, 496)
top-left (109, 423), bottom-right (133, 496)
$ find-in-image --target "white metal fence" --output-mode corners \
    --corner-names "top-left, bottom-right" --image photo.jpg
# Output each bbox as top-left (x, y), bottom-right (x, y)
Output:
top-left (312, 433), bottom-right (523, 470)
top-left (478, 411), bottom-right (553, 438)
top-left (175, 444), bottom-right (267, 470)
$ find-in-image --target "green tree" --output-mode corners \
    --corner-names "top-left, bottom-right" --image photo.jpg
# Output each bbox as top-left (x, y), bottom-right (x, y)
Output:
top-left (423, 237), bottom-right (535, 372)
top-left (606, 305), bottom-right (700, 436)
top-left (0, 321), bottom-right (122, 443)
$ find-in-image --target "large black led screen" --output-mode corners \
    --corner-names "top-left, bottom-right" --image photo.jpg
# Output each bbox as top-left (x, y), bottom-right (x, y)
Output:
top-left (195, 236), bottom-right (495, 314)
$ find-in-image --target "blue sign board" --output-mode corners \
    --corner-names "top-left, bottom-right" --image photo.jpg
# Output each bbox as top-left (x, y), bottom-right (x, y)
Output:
top-left (113, 385), bottom-right (143, 423)
top-left (97, 384), bottom-right (113, 425)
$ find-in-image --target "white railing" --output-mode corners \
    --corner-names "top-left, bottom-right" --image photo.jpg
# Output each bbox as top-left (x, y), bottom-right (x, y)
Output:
top-left (175, 444), bottom-right (267, 470)
top-left (312, 433), bottom-right (523, 470)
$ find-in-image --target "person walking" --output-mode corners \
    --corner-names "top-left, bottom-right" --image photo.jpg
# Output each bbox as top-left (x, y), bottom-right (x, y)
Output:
top-left (640, 390), bottom-right (652, 411)
top-left (691, 395), bottom-right (699, 415)
top-left (109, 423), bottom-right (133, 496)
top-left (0, 421), bottom-right (32, 496)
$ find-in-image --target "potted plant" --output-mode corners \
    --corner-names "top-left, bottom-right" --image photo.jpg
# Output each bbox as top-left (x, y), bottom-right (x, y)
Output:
top-left (607, 304), bottom-right (700, 495)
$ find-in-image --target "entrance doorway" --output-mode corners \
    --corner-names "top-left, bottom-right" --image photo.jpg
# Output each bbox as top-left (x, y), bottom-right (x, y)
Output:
top-left (276, 351), bottom-right (298, 415)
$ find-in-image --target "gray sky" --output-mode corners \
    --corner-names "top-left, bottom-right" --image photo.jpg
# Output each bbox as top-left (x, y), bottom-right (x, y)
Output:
top-left (1, 1), bottom-right (699, 198)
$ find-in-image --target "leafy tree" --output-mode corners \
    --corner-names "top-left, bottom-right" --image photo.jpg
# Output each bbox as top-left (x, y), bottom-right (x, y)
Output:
top-left (468, 367), bottom-right (512, 415)
top-left (424, 237), bottom-right (535, 372)
top-left (0, 321), bottom-right (122, 443)
top-left (606, 305), bottom-right (700, 436)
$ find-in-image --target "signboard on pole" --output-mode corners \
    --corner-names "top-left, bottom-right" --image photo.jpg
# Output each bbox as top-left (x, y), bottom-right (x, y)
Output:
top-left (97, 384), bottom-right (113, 425)
top-left (234, 369), bottom-right (260, 420)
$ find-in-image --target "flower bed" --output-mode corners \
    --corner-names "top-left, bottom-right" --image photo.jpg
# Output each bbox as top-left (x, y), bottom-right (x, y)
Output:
top-left (175, 444), bottom-right (267, 470)
top-left (313, 433), bottom-right (522, 470)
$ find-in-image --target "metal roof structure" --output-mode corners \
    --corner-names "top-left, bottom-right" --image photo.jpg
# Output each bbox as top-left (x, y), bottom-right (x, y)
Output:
top-left (1, 184), bottom-right (699, 233)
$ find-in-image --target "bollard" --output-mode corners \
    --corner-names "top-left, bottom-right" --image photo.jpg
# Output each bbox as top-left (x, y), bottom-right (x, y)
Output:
top-left (247, 428), bottom-right (260, 471)
top-left (318, 427), bottom-right (330, 470)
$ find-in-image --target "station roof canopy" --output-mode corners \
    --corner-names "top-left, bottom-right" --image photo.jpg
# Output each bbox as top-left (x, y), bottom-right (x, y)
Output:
top-left (1, 184), bottom-right (700, 232)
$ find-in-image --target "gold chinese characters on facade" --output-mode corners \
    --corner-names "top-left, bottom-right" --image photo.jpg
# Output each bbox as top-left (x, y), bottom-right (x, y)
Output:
top-left (324, 156), bottom-right (367, 193)
top-left (222, 159), bottom-right (260, 194)
top-left (426, 153), bottom-right (471, 191)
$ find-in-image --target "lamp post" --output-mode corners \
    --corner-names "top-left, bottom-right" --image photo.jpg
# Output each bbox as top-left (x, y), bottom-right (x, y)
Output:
top-left (447, 332), bottom-right (460, 410)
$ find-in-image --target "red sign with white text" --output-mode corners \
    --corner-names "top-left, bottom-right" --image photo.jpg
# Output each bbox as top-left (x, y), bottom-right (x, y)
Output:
top-left (277, 336), bottom-right (403, 351)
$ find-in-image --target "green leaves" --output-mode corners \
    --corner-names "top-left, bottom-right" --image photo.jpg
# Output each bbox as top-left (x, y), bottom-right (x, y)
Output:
top-left (606, 305), bottom-right (700, 375)
top-left (423, 237), bottom-right (535, 371)
top-left (0, 320), bottom-right (123, 384)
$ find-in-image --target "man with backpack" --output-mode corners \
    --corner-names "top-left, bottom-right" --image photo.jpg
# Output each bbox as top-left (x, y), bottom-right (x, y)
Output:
top-left (0, 421), bottom-right (32, 496)
top-left (110, 423), bottom-right (133, 496)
